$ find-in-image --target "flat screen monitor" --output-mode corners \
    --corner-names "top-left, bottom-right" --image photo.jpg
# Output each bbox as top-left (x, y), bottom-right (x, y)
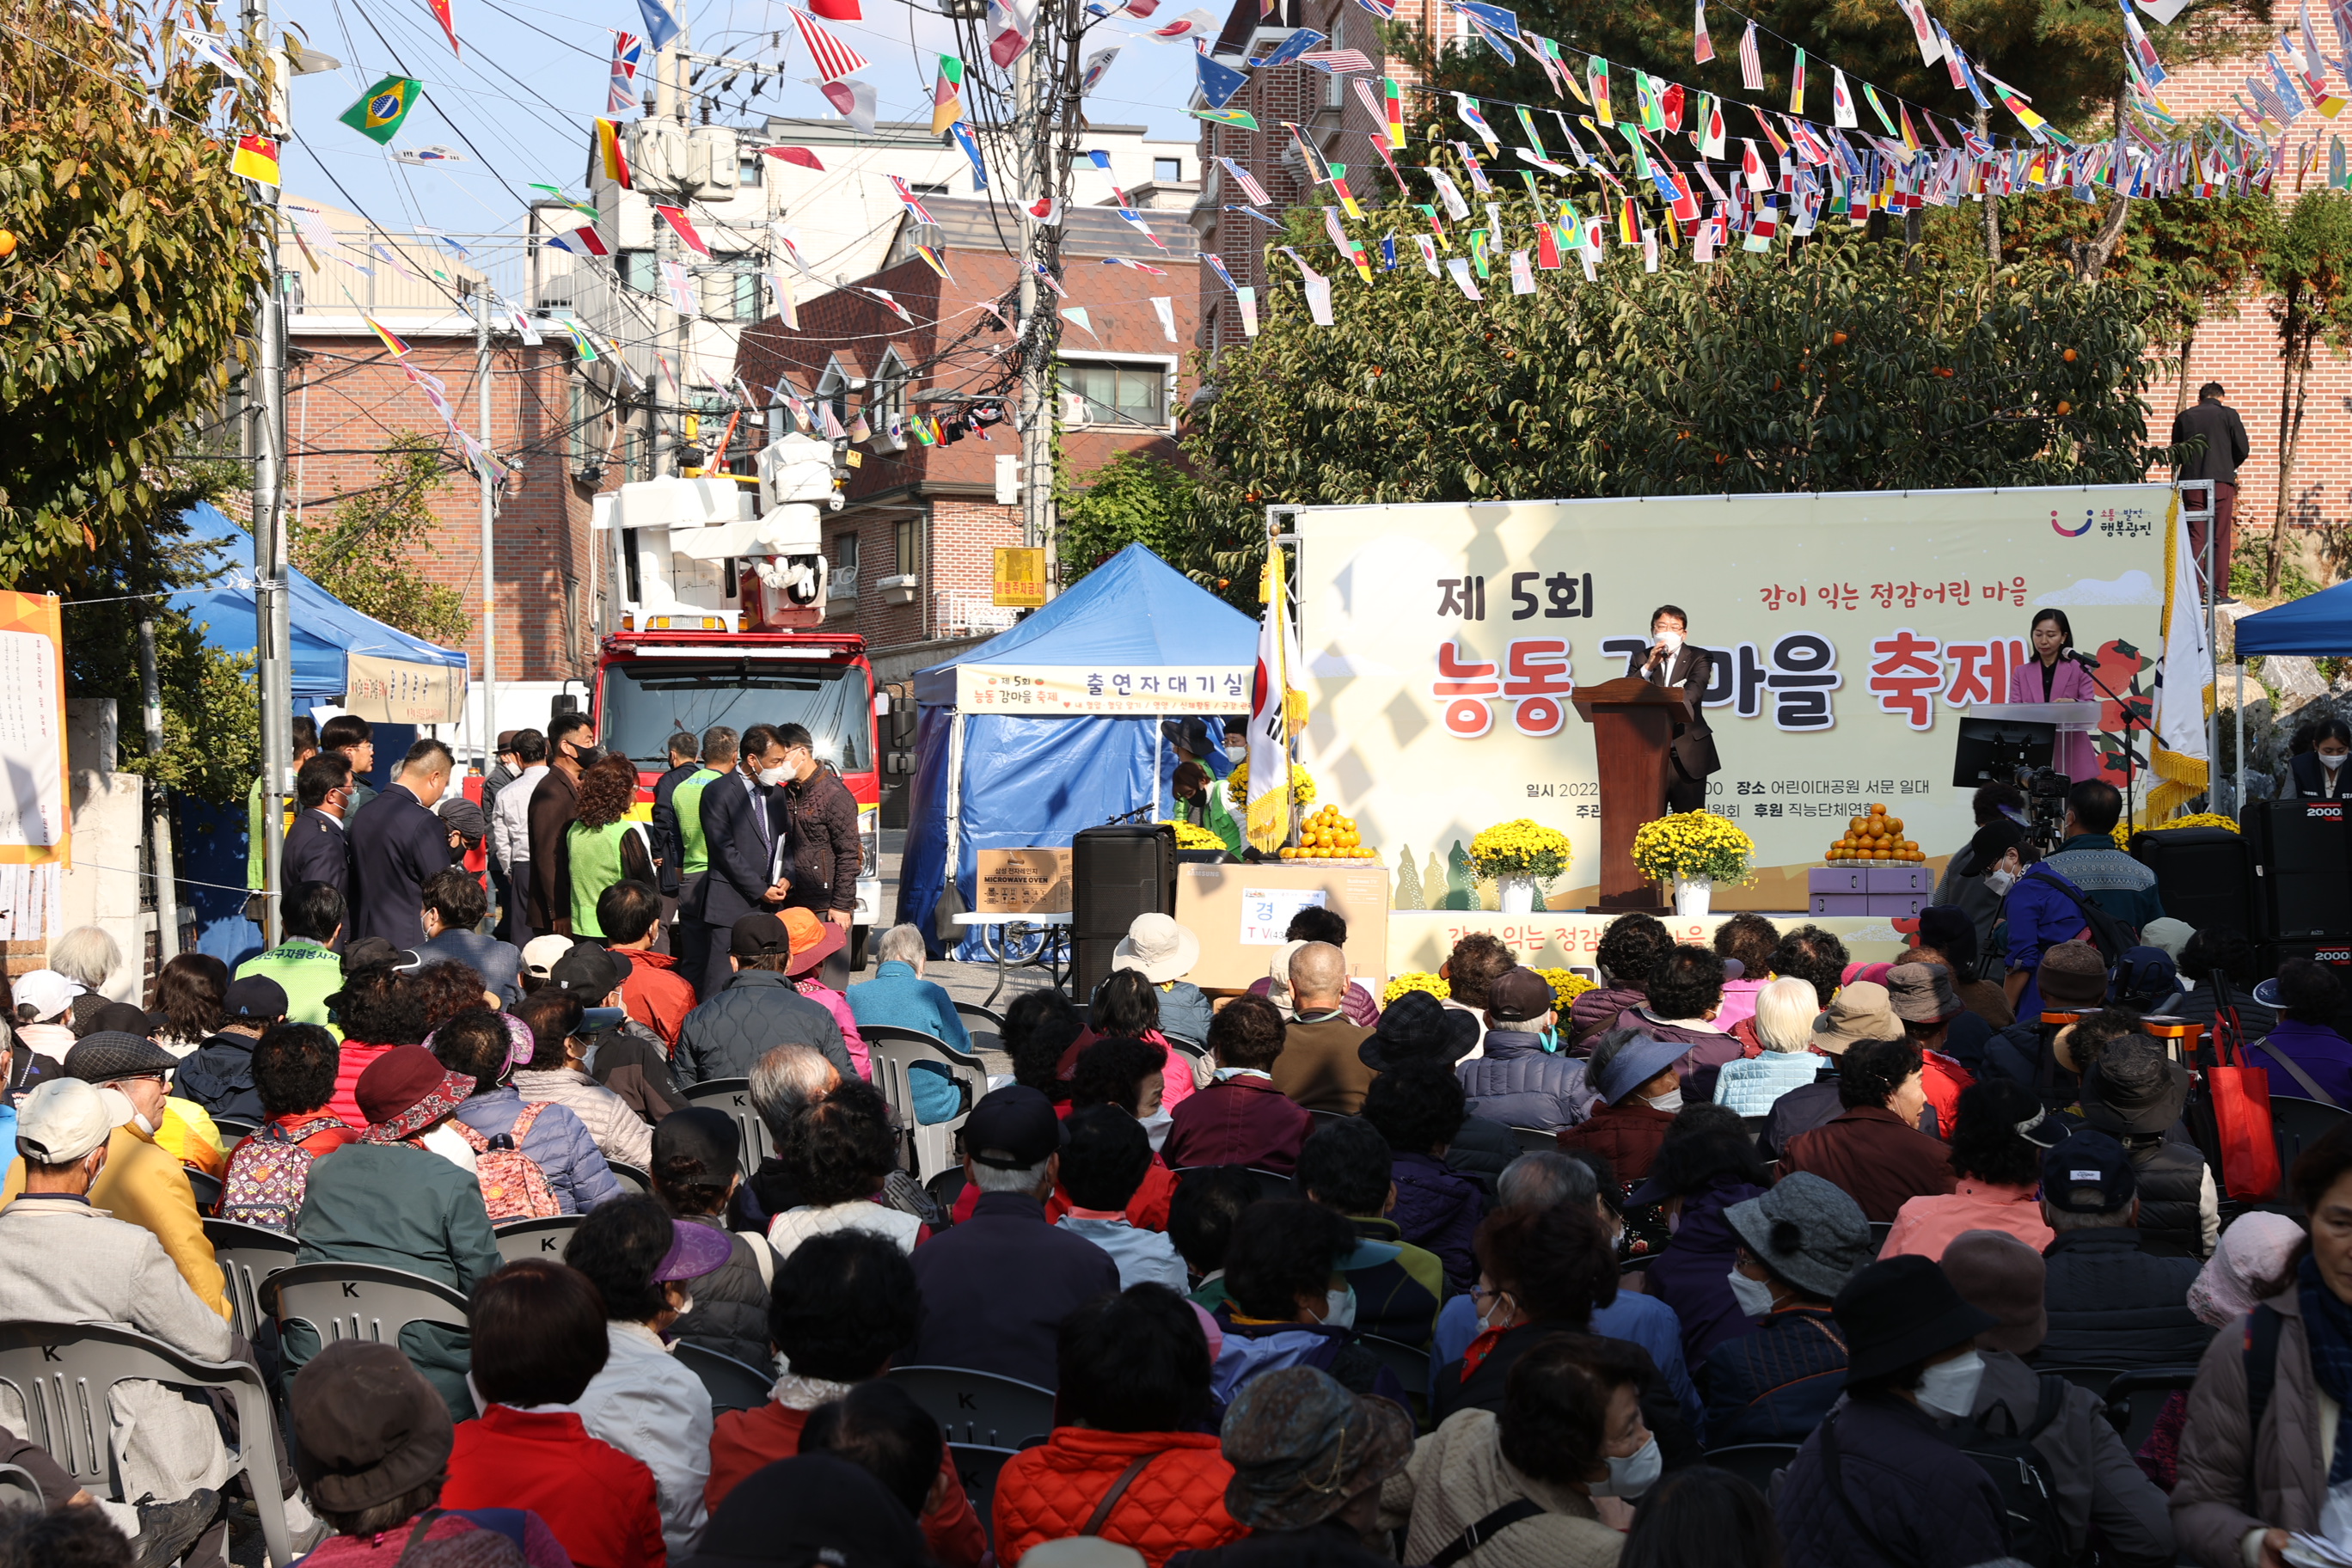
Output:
top-left (1951, 717), bottom-right (2057, 789)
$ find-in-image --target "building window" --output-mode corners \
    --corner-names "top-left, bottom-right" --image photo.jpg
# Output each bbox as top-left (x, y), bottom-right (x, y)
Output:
top-left (1057, 361), bottom-right (1168, 427)
top-left (1154, 156), bottom-right (1182, 182)
top-left (738, 152), bottom-right (763, 187)
top-left (912, 181), bottom-right (950, 198)
top-left (870, 349), bottom-right (910, 435)
top-left (894, 514), bottom-right (923, 581)
top-left (617, 249), bottom-right (658, 295)
top-left (568, 377), bottom-right (607, 471)
top-left (834, 530), bottom-right (860, 595)
top-left (700, 254), bottom-right (763, 322)
top-left (816, 362), bottom-right (851, 432)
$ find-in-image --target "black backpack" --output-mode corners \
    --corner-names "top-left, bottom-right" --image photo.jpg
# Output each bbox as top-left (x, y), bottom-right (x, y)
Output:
top-left (1819, 1379), bottom-right (2073, 1568)
top-left (1952, 1377), bottom-right (2073, 1568)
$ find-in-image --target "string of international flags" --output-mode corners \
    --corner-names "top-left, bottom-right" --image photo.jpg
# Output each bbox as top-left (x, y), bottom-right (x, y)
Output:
top-left (1173, 0), bottom-right (2352, 329)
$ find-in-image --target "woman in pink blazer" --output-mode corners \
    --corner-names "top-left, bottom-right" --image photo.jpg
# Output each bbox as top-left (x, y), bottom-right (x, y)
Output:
top-left (2007, 608), bottom-right (2104, 786)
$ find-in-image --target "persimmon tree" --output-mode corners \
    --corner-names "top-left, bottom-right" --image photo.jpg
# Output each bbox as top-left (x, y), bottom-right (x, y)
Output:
top-left (2257, 188), bottom-right (2352, 594)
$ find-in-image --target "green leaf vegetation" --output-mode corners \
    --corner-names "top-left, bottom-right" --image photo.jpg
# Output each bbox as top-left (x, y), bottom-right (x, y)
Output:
top-left (293, 435), bottom-right (473, 646)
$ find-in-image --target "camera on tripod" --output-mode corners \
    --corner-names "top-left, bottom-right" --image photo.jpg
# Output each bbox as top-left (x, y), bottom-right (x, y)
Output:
top-left (1953, 717), bottom-right (2068, 849)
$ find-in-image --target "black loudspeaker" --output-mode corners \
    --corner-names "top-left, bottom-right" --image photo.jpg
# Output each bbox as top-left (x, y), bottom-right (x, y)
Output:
top-left (2243, 799), bottom-right (2352, 941)
top-left (2258, 939), bottom-right (2352, 980)
top-left (1071, 824), bottom-right (1178, 1004)
top-left (2129, 826), bottom-right (2254, 938)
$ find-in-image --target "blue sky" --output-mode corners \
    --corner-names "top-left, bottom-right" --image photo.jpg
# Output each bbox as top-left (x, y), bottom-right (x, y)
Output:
top-left (276, 0), bottom-right (1203, 257)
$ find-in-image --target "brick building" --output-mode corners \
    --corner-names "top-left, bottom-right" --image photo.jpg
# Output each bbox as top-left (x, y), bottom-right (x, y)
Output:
top-left (1188, 11), bottom-right (2349, 586)
top-left (734, 199), bottom-right (1199, 683)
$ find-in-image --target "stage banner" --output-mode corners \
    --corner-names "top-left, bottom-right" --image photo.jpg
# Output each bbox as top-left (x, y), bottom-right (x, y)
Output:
top-left (1295, 484), bottom-right (2174, 911)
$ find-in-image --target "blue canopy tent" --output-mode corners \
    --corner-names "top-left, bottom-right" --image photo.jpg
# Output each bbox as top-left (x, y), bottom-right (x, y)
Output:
top-left (897, 544), bottom-right (1258, 955)
top-left (2233, 581), bottom-right (2352, 657)
top-left (168, 502), bottom-right (469, 966)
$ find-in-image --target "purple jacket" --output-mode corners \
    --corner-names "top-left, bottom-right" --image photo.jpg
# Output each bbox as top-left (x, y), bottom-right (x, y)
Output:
top-left (1389, 1150), bottom-right (1487, 1295)
top-left (1645, 1179), bottom-right (1767, 1368)
top-left (2250, 1020), bottom-right (2352, 1107)
top-left (1569, 985), bottom-right (1643, 1050)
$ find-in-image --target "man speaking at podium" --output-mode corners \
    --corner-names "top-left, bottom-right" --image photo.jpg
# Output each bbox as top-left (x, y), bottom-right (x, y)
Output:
top-left (1636, 604), bottom-right (1719, 813)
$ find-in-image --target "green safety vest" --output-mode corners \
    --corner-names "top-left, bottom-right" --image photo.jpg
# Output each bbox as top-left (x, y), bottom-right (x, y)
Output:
top-left (567, 821), bottom-right (637, 938)
top-left (673, 767), bottom-right (720, 876)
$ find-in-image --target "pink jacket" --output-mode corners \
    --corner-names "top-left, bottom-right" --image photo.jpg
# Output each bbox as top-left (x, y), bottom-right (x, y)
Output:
top-left (2006, 655), bottom-right (2102, 788)
top-left (797, 979), bottom-right (870, 1080)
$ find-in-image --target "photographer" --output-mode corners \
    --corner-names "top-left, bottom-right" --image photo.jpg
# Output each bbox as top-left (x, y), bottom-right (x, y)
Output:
top-left (2000, 780), bottom-right (2163, 1018)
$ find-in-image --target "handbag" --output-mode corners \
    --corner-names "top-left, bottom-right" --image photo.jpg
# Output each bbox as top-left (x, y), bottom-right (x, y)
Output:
top-left (2200, 980), bottom-right (2282, 1201)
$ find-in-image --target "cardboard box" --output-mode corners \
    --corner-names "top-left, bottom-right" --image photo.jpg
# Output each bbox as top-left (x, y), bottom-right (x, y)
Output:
top-left (1810, 892), bottom-right (1872, 917)
top-left (1809, 867), bottom-right (1866, 895)
top-left (1865, 867), bottom-right (1929, 894)
top-left (1175, 862), bottom-right (1391, 990)
top-left (975, 848), bottom-right (1073, 916)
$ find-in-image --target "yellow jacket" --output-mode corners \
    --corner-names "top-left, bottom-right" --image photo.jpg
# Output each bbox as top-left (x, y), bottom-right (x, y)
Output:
top-left (1, 1123), bottom-right (231, 1322)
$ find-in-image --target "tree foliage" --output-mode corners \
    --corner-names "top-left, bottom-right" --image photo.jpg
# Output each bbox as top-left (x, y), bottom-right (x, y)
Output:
top-left (2257, 188), bottom-right (2352, 592)
top-left (1187, 222), bottom-right (2170, 536)
top-left (1992, 185), bottom-right (2273, 363)
top-left (295, 435), bottom-right (473, 646)
top-left (1056, 449), bottom-right (1259, 609)
top-left (0, 0), bottom-right (267, 585)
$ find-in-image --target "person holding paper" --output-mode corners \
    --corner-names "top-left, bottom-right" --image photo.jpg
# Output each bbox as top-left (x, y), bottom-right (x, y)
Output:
top-left (2008, 609), bottom-right (2103, 787)
top-left (1636, 604), bottom-right (1718, 813)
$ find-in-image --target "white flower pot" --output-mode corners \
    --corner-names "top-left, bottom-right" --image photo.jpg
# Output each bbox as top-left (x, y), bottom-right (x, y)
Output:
top-left (1498, 875), bottom-right (1537, 914)
top-left (1673, 874), bottom-right (1713, 917)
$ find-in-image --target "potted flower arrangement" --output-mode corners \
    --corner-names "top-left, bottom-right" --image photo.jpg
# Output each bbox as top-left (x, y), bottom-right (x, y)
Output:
top-left (1631, 811), bottom-right (1757, 916)
top-left (1384, 971), bottom-right (1449, 1005)
top-left (1469, 818), bottom-right (1573, 914)
top-left (1226, 760), bottom-right (1319, 843)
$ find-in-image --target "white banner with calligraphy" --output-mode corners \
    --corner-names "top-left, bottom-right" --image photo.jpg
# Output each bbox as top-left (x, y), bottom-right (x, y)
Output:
top-left (953, 664), bottom-right (1253, 715)
top-left (1294, 484), bottom-right (2176, 912)
top-left (345, 652), bottom-right (468, 725)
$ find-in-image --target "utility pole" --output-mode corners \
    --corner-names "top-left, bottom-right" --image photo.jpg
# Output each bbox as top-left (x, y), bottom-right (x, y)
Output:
top-left (475, 285), bottom-right (497, 769)
top-left (1015, 19), bottom-right (1060, 595)
top-left (247, 0), bottom-right (291, 948)
top-left (647, 17), bottom-right (690, 481)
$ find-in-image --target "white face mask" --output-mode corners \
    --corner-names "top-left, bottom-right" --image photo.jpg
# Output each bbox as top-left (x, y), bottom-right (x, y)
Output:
top-left (1592, 1436), bottom-right (1663, 1498)
top-left (756, 766), bottom-right (790, 787)
top-left (2325, 752), bottom-right (2349, 771)
top-left (1646, 1087), bottom-right (1683, 1113)
top-left (1321, 1285), bottom-right (1357, 1332)
top-left (1914, 1350), bottom-right (1986, 1419)
top-left (1653, 629), bottom-right (1684, 653)
top-left (1986, 869), bottom-right (2017, 896)
top-left (1726, 1269), bottom-right (1779, 1319)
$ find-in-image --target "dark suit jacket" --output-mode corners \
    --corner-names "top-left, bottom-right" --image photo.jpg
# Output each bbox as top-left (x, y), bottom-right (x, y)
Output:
top-left (2171, 397), bottom-right (2250, 485)
top-left (2289, 750), bottom-right (2350, 799)
top-left (650, 763), bottom-right (699, 897)
top-left (346, 784), bottom-right (454, 947)
top-left (525, 766), bottom-right (579, 932)
top-left (1633, 644), bottom-right (1719, 779)
top-left (688, 768), bottom-right (784, 930)
top-left (281, 810), bottom-right (351, 905)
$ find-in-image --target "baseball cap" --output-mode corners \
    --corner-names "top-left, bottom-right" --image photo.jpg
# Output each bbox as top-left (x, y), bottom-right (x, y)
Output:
top-left (224, 976), bottom-right (291, 1021)
top-left (731, 912), bottom-right (791, 959)
top-left (521, 934), bottom-right (575, 982)
top-left (963, 1085), bottom-right (1069, 1170)
top-left (341, 937), bottom-right (420, 976)
top-left (2043, 1128), bottom-right (2136, 1214)
top-left (549, 943), bottom-right (631, 1001)
top-left (1485, 968), bottom-right (1557, 1026)
top-left (15, 1078), bottom-right (115, 1164)
top-left (10, 969), bottom-right (83, 1023)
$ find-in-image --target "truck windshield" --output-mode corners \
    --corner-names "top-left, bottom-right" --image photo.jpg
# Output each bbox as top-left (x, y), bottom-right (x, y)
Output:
top-left (599, 658), bottom-right (873, 774)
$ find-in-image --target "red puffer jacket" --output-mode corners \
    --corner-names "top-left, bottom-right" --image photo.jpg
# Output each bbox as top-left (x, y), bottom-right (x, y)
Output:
top-left (993, 1428), bottom-right (1243, 1566)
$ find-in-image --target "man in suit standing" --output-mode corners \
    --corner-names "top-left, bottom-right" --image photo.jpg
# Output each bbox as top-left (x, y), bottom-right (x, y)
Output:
top-left (2171, 381), bottom-right (2251, 605)
top-left (346, 738), bottom-right (457, 946)
top-left (526, 711), bottom-right (597, 937)
top-left (282, 750), bottom-right (356, 911)
top-left (682, 723), bottom-right (793, 1000)
top-left (1636, 603), bottom-right (1719, 814)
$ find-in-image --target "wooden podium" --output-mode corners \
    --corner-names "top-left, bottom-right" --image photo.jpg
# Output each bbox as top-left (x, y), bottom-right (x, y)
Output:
top-left (1571, 677), bottom-right (1697, 912)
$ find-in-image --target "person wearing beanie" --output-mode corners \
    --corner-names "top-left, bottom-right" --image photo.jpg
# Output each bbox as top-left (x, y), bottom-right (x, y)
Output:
top-left (1937, 1228), bottom-right (2177, 1565)
top-left (284, 1045), bottom-right (504, 1422)
top-left (1165, 1367), bottom-right (1408, 1566)
top-left (1702, 1173), bottom-right (1875, 1445)
top-left (1774, 1255), bottom-right (2009, 1567)
top-left (2079, 1035), bottom-right (2219, 1260)
top-left (2137, 1213), bottom-right (2304, 1491)
top-left (1880, 1079), bottom-right (2061, 1263)
top-left (291, 1339), bottom-right (568, 1567)
top-left (2036, 1130), bottom-right (2210, 1370)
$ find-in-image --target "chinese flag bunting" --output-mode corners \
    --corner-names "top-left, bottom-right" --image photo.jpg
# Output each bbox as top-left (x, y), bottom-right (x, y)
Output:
top-left (653, 203), bottom-right (711, 255)
top-left (427, 0), bottom-right (460, 52)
